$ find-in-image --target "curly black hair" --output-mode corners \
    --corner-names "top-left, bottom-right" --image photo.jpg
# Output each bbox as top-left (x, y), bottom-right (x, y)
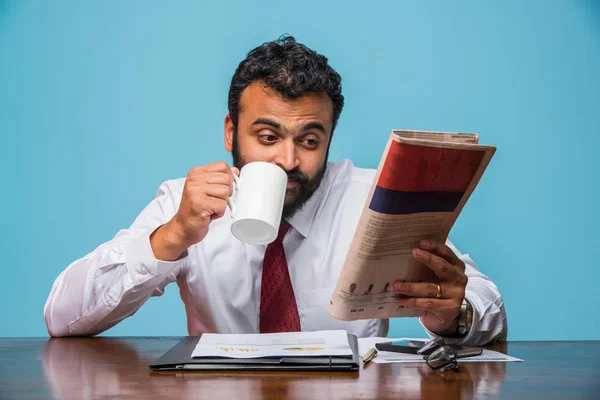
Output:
top-left (228, 35), bottom-right (344, 134)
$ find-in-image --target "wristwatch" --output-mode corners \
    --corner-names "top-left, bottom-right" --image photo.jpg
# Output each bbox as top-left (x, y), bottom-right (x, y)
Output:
top-left (457, 298), bottom-right (473, 337)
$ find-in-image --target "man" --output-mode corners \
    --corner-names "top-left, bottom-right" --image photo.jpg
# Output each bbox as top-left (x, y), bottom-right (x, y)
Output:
top-left (45, 36), bottom-right (507, 345)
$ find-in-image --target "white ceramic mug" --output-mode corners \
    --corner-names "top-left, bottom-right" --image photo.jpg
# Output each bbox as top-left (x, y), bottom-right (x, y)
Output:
top-left (228, 161), bottom-right (288, 245)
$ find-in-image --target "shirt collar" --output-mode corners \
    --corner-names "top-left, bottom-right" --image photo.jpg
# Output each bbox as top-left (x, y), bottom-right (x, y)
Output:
top-left (286, 163), bottom-right (333, 238)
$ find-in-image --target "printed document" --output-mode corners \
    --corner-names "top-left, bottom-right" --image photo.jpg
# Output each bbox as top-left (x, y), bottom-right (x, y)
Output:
top-left (192, 330), bottom-right (353, 358)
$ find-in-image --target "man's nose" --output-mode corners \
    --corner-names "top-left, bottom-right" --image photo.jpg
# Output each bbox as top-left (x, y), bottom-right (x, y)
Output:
top-left (273, 140), bottom-right (299, 171)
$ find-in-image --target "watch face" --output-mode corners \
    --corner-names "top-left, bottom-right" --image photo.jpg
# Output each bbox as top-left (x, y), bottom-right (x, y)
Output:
top-left (465, 301), bottom-right (473, 330)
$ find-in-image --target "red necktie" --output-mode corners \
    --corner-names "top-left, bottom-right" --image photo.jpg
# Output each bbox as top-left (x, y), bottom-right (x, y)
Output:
top-left (260, 222), bottom-right (301, 333)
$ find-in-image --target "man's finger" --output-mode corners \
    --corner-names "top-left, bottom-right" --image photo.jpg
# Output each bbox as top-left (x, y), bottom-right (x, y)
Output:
top-left (203, 183), bottom-right (234, 200)
top-left (412, 248), bottom-right (456, 280)
top-left (397, 297), bottom-right (457, 312)
top-left (204, 172), bottom-right (236, 187)
top-left (393, 281), bottom-right (440, 298)
top-left (203, 196), bottom-right (228, 218)
top-left (419, 240), bottom-right (462, 266)
top-left (194, 161), bottom-right (232, 174)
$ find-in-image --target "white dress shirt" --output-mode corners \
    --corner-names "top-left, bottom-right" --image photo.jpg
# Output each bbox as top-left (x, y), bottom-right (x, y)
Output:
top-left (44, 159), bottom-right (507, 344)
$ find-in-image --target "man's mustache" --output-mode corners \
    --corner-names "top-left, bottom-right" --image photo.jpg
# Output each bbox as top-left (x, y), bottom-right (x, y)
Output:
top-left (285, 168), bottom-right (309, 185)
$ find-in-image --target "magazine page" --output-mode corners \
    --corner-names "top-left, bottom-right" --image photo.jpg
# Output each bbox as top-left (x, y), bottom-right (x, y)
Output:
top-left (328, 130), bottom-right (496, 321)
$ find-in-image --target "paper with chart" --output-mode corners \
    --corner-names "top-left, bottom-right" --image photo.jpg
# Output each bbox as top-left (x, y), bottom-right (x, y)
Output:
top-left (192, 330), bottom-right (353, 358)
top-left (357, 337), bottom-right (523, 363)
top-left (328, 130), bottom-right (496, 321)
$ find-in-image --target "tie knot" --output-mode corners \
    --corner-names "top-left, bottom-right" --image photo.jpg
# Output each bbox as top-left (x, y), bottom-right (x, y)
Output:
top-left (274, 222), bottom-right (291, 244)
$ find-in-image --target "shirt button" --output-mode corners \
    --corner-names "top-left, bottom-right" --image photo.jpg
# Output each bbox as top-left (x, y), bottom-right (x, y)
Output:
top-left (140, 265), bottom-right (148, 274)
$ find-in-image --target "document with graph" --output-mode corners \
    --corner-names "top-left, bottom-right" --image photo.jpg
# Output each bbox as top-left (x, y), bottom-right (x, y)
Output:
top-left (328, 129), bottom-right (496, 321)
top-left (191, 330), bottom-right (353, 358)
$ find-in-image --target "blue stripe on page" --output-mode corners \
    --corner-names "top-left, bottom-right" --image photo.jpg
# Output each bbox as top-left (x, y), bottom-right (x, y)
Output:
top-left (368, 186), bottom-right (464, 215)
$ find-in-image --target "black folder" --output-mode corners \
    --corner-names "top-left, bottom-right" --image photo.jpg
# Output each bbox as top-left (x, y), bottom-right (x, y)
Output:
top-left (150, 334), bottom-right (360, 372)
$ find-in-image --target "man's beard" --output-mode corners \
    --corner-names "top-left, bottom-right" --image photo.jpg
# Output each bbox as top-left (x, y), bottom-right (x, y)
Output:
top-left (232, 132), bottom-right (328, 221)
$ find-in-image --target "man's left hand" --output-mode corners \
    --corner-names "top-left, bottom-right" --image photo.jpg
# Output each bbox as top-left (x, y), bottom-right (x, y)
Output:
top-left (393, 239), bottom-right (468, 336)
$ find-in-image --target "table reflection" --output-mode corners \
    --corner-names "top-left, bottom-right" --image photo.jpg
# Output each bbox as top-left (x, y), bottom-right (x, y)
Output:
top-left (42, 338), bottom-right (506, 400)
top-left (44, 338), bottom-right (149, 399)
top-left (43, 338), bottom-right (362, 400)
top-left (370, 344), bottom-right (507, 399)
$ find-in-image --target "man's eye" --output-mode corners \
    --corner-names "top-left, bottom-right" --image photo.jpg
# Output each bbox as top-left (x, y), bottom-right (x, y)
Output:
top-left (260, 135), bottom-right (278, 143)
top-left (302, 138), bottom-right (319, 148)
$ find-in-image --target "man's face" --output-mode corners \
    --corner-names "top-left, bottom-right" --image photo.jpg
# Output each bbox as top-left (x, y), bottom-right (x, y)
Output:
top-left (224, 83), bottom-right (334, 220)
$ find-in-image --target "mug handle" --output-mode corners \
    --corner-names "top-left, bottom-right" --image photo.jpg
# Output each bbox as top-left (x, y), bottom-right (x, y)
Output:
top-left (226, 173), bottom-right (241, 218)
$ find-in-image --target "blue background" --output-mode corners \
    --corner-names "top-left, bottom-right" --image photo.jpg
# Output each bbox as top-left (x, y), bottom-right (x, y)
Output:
top-left (1, 0), bottom-right (598, 339)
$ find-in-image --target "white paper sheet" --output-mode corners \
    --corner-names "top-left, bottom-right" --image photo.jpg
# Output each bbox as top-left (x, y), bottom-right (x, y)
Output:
top-left (192, 330), bottom-right (353, 358)
top-left (358, 337), bottom-right (523, 363)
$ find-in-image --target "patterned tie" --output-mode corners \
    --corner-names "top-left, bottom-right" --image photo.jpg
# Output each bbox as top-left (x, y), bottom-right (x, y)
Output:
top-left (260, 222), bottom-right (301, 333)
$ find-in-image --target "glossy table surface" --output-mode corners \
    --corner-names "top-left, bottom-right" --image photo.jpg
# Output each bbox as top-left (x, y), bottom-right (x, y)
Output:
top-left (0, 338), bottom-right (599, 399)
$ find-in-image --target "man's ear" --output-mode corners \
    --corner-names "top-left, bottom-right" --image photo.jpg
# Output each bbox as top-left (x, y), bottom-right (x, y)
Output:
top-left (224, 114), bottom-right (234, 152)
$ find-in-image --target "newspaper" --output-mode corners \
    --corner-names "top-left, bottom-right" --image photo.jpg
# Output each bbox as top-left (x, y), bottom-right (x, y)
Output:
top-left (328, 129), bottom-right (496, 321)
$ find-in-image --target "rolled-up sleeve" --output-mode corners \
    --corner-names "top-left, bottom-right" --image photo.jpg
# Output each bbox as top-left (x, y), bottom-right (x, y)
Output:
top-left (44, 180), bottom-right (186, 337)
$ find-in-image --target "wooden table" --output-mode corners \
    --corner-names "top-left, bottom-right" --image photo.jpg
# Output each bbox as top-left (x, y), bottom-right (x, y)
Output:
top-left (0, 338), bottom-right (598, 399)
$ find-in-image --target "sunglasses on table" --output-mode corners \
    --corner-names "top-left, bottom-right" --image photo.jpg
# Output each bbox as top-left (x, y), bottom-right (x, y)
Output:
top-left (375, 337), bottom-right (482, 372)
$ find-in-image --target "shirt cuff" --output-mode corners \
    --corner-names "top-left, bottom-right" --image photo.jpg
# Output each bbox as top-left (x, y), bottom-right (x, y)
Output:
top-left (124, 231), bottom-right (187, 285)
top-left (421, 291), bottom-right (480, 346)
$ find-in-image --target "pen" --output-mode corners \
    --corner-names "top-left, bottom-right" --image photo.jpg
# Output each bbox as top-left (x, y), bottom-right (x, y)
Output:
top-left (363, 347), bottom-right (377, 367)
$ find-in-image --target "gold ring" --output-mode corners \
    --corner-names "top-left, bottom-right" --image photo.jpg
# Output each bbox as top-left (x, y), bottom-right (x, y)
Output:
top-left (435, 283), bottom-right (442, 299)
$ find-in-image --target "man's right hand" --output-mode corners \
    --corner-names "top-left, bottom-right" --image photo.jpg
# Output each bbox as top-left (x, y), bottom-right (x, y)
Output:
top-left (150, 162), bottom-right (239, 261)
